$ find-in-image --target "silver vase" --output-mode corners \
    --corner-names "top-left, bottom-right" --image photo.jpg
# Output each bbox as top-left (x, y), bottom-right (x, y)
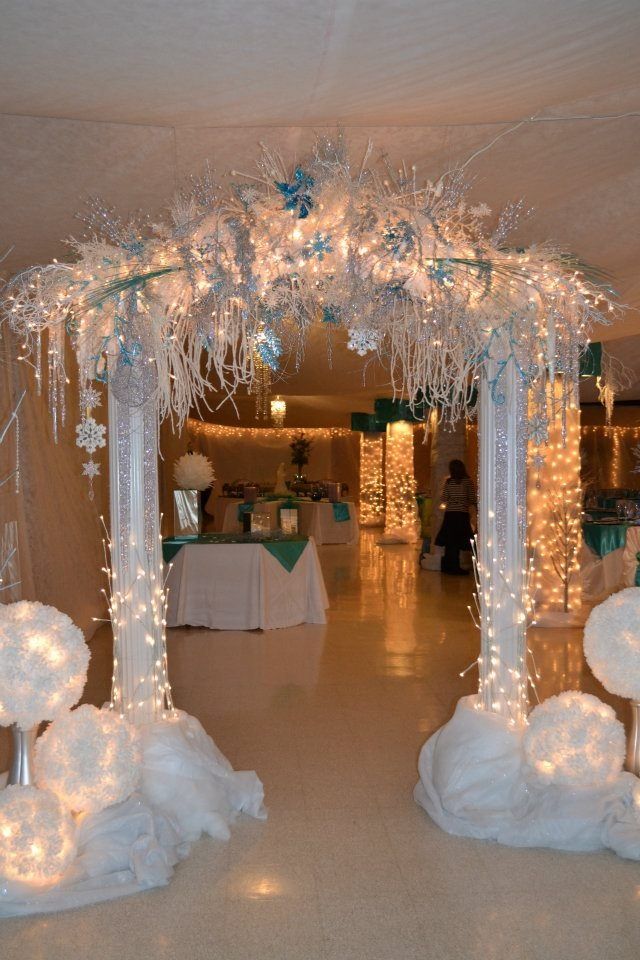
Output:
top-left (7, 724), bottom-right (37, 786)
top-left (626, 701), bottom-right (640, 777)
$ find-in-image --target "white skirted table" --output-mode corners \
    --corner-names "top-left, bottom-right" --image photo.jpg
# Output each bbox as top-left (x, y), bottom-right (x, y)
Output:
top-left (217, 497), bottom-right (359, 544)
top-left (296, 501), bottom-right (359, 545)
top-left (164, 535), bottom-right (329, 630)
top-left (220, 499), bottom-right (282, 534)
top-left (581, 522), bottom-right (640, 601)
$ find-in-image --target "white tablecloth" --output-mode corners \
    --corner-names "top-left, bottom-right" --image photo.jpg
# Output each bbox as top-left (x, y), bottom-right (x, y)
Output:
top-left (221, 500), bottom-right (281, 534)
top-left (165, 538), bottom-right (329, 630)
top-left (581, 525), bottom-right (640, 601)
top-left (296, 501), bottom-right (359, 545)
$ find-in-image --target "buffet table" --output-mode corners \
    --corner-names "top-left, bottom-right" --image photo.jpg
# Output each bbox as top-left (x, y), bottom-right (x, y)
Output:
top-left (217, 497), bottom-right (359, 544)
top-left (581, 522), bottom-right (640, 601)
top-left (163, 534), bottom-right (329, 630)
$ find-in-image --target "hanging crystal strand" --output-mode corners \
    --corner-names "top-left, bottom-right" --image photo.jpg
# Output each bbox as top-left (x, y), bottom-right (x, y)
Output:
top-left (14, 403), bottom-right (20, 495)
top-left (34, 328), bottom-right (42, 395)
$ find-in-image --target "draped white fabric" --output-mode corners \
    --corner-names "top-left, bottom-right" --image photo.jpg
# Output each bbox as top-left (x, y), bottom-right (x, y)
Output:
top-left (165, 539), bottom-right (329, 630)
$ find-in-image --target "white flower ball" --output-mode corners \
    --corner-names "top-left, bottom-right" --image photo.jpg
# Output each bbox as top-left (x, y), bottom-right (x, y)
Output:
top-left (173, 452), bottom-right (215, 491)
top-left (523, 691), bottom-right (625, 788)
top-left (35, 705), bottom-right (141, 814)
top-left (0, 785), bottom-right (76, 888)
top-left (0, 601), bottom-right (89, 730)
top-left (584, 587), bottom-right (640, 700)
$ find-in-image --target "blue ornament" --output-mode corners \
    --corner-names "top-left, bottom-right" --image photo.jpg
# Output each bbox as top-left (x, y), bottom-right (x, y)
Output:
top-left (275, 167), bottom-right (315, 219)
top-left (302, 232), bottom-right (333, 261)
top-left (382, 219), bottom-right (415, 259)
top-left (321, 305), bottom-right (340, 325)
top-left (429, 260), bottom-right (455, 287)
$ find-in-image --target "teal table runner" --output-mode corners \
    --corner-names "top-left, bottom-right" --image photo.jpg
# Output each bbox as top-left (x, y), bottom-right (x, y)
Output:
top-left (332, 502), bottom-right (350, 522)
top-left (582, 522), bottom-right (629, 558)
top-left (162, 534), bottom-right (309, 571)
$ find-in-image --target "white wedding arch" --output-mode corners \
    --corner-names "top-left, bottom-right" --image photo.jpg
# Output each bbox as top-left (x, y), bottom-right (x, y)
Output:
top-left (4, 134), bottom-right (639, 899)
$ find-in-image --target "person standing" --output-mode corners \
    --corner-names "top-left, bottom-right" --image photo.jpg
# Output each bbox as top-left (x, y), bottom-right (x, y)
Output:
top-left (435, 459), bottom-right (476, 575)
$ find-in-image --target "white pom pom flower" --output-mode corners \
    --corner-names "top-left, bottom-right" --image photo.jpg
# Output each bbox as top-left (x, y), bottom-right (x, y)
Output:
top-left (173, 452), bottom-right (215, 491)
top-left (584, 587), bottom-right (640, 700)
top-left (0, 785), bottom-right (76, 888)
top-left (523, 691), bottom-right (625, 788)
top-left (0, 601), bottom-right (89, 730)
top-left (35, 704), bottom-right (141, 814)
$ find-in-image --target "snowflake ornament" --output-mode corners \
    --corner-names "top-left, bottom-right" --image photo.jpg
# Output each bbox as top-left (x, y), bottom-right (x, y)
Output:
top-left (75, 416), bottom-right (106, 454)
top-left (527, 414), bottom-right (548, 446)
top-left (80, 386), bottom-right (102, 410)
top-left (347, 327), bottom-right (381, 356)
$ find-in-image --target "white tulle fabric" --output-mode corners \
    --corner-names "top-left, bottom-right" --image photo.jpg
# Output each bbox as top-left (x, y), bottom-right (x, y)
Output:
top-left (0, 711), bottom-right (265, 916)
top-left (415, 696), bottom-right (640, 858)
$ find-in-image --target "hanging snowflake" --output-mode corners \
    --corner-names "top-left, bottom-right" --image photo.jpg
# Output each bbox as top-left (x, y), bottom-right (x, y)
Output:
top-left (347, 327), bottom-right (381, 356)
top-left (81, 459), bottom-right (101, 500)
top-left (80, 385), bottom-right (102, 410)
top-left (76, 417), bottom-right (106, 455)
top-left (527, 414), bottom-right (549, 446)
top-left (382, 219), bottom-right (415, 259)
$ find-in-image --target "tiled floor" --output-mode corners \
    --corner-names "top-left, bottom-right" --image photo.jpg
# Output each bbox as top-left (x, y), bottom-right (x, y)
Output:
top-left (1, 531), bottom-right (638, 959)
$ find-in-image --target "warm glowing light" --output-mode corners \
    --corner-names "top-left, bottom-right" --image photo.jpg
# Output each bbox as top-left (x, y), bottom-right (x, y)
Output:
top-left (270, 395), bottom-right (286, 428)
top-left (527, 388), bottom-right (581, 614)
top-left (382, 421), bottom-right (419, 542)
top-left (359, 434), bottom-right (385, 526)
top-left (0, 786), bottom-right (76, 889)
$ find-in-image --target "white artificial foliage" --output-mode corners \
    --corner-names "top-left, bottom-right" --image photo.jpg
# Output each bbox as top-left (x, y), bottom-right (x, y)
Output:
top-left (35, 704), bottom-right (141, 815)
top-left (0, 785), bottom-right (76, 888)
top-left (584, 587), bottom-right (640, 700)
top-left (173, 452), bottom-right (215, 491)
top-left (2, 137), bottom-right (619, 431)
top-left (0, 601), bottom-right (89, 730)
top-left (523, 691), bottom-right (625, 788)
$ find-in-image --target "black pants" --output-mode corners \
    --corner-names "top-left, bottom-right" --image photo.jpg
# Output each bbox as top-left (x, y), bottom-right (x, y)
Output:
top-left (441, 544), bottom-right (462, 573)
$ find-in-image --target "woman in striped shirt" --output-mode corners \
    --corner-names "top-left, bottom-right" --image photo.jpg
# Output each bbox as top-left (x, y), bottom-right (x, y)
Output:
top-left (435, 459), bottom-right (476, 575)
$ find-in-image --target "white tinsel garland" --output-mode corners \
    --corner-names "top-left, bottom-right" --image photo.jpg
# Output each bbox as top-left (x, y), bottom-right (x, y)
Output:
top-left (0, 601), bottom-right (89, 730)
top-left (584, 587), bottom-right (640, 700)
top-left (173, 452), bottom-right (215, 491)
top-left (0, 786), bottom-right (76, 888)
top-left (523, 691), bottom-right (625, 788)
top-left (35, 705), bottom-right (141, 815)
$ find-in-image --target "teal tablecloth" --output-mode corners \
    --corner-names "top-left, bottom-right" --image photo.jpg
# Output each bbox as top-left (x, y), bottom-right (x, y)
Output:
top-left (162, 534), bottom-right (308, 571)
top-left (582, 522), bottom-right (629, 558)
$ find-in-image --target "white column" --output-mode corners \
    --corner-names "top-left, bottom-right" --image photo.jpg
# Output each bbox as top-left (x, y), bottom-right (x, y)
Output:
top-left (108, 389), bottom-right (170, 725)
top-left (477, 355), bottom-right (528, 723)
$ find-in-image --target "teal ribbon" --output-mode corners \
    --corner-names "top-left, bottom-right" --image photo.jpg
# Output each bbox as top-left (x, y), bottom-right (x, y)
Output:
top-left (332, 502), bottom-right (350, 522)
top-left (582, 522), bottom-right (629, 558)
top-left (237, 503), bottom-right (254, 521)
top-left (635, 552), bottom-right (640, 588)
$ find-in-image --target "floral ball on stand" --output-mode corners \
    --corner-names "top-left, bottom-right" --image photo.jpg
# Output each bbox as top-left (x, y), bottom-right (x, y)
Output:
top-left (173, 452), bottom-right (215, 491)
top-left (0, 601), bottom-right (89, 730)
top-left (0, 786), bottom-right (76, 889)
top-left (35, 705), bottom-right (141, 815)
top-left (523, 691), bottom-right (625, 787)
top-left (584, 587), bottom-right (640, 700)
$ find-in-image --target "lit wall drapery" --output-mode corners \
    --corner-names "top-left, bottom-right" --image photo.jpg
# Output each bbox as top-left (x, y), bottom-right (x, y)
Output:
top-left (581, 425), bottom-right (640, 490)
top-left (359, 434), bottom-right (385, 526)
top-left (181, 420), bottom-right (360, 500)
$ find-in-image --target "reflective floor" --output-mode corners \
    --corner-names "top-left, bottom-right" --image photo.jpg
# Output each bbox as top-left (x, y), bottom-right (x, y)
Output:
top-left (1, 531), bottom-right (639, 959)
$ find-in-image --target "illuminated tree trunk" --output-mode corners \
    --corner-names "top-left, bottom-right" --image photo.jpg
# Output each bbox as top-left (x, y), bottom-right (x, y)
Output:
top-left (477, 355), bottom-right (528, 723)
